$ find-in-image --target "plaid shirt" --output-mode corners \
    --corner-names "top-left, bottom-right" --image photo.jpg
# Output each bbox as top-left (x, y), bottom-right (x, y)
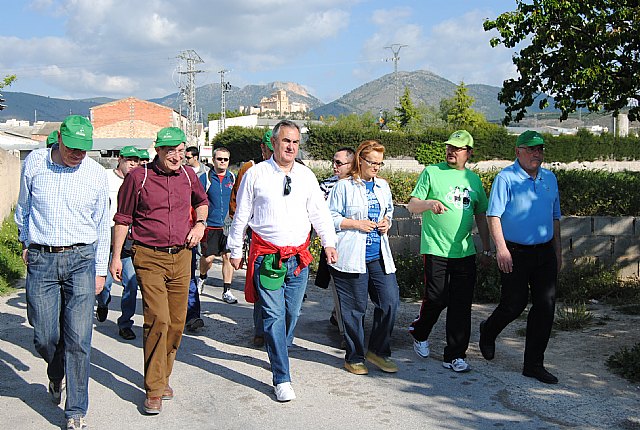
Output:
top-left (15, 147), bottom-right (110, 276)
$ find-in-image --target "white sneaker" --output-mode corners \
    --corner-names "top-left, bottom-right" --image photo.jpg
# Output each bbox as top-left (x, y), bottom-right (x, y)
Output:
top-left (413, 339), bottom-right (430, 358)
top-left (442, 358), bottom-right (471, 373)
top-left (222, 290), bottom-right (238, 304)
top-left (274, 382), bottom-right (296, 402)
top-left (197, 277), bottom-right (206, 294)
top-left (66, 416), bottom-right (88, 429)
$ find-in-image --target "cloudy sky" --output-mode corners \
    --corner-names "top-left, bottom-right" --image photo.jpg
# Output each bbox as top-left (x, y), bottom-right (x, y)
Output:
top-left (1, 0), bottom-right (518, 103)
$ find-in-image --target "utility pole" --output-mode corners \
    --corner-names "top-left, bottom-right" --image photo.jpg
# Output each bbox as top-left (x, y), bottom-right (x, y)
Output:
top-left (384, 44), bottom-right (408, 108)
top-left (177, 50), bottom-right (204, 145)
top-left (219, 69), bottom-right (232, 133)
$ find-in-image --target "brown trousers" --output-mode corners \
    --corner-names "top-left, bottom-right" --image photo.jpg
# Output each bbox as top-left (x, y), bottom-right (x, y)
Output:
top-left (132, 245), bottom-right (191, 397)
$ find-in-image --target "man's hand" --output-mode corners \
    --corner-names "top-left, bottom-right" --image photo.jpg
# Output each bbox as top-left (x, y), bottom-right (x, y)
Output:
top-left (324, 247), bottom-right (338, 264)
top-left (110, 258), bottom-right (123, 282)
top-left (428, 200), bottom-right (447, 214)
top-left (22, 248), bottom-right (28, 265)
top-left (186, 223), bottom-right (205, 248)
top-left (479, 253), bottom-right (493, 268)
top-left (230, 257), bottom-right (244, 270)
top-left (95, 275), bottom-right (106, 295)
top-left (495, 247), bottom-right (513, 273)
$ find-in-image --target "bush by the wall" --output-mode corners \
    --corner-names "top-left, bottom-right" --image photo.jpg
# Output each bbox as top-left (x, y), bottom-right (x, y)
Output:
top-left (0, 214), bottom-right (25, 295)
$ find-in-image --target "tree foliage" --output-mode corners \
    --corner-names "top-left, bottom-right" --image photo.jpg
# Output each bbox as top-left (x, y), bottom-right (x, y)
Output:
top-left (1, 74), bottom-right (16, 88)
top-left (484, 1), bottom-right (640, 124)
top-left (394, 87), bottom-right (421, 130)
top-left (440, 81), bottom-right (486, 128)
top-left (208, 110), bottom-right (244, 121)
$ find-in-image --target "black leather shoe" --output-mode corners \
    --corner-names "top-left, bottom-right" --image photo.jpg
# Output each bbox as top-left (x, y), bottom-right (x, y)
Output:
top-left (119, 327), bottom-right (136, 340)
top-left (96, 306), bottom-right (108, 322)
top-left (523, 366), bottom-right (558, 384)
top-left (479, 320), bottom-right (495, 360)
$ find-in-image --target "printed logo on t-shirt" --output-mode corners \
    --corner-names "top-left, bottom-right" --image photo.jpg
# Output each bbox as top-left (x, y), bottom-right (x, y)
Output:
top-left (446, 185), bottom-right (472, 210)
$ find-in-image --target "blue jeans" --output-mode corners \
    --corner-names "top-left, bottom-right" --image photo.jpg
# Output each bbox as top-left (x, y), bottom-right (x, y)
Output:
top-left (97, 254), bottom-right (138, 330)
top-left (25, 244), bottom-right (95, 419)
top-left (253, 255), bottom-right (308, 385)
top-left (331, 259), bottom-right (399, 364)
top-left (187, 248), bottom-right (201, 322)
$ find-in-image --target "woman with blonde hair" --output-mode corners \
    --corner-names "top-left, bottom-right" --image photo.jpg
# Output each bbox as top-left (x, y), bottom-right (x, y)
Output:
top-left (327, 140), bottom-right (400, 375)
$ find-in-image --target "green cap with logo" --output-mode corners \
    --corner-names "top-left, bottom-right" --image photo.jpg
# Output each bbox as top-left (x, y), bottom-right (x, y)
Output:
top-left (516, 130), bottom-right (544, 147)
top-left (262, 130), bottom-right (274, 151)
top-left (60, 115), bottom-right (93, 150)
top-left (155, 127), bottom-right (186, 147)
top-left (46, 130), bottom-right (59, 148)
top-left (119, 146), bottom-right (139, 158)
top-left (445, 130), bottom-right (473, 148)
top-left (137, 148), bottom-right (150, 160)
top-left (259, 253), bottom-right (287, 290)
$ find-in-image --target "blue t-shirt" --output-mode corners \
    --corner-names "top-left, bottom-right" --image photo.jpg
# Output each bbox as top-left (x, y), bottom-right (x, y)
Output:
top-left (487, 159), bottom-right (561, 245)
top-left (364, 180), bottom-right (382, 262)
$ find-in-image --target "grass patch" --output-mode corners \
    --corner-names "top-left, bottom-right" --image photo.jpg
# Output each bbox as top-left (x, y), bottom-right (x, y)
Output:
top-left (0, 213), bottom-right (25, 295)
top-left (554, 301), bottom-right (593, 331)
top-left (606, 342), bottom-right (640, 383)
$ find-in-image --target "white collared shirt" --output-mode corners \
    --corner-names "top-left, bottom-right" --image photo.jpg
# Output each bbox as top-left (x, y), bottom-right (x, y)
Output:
top-left (228, 157), bottom-right (337, 259)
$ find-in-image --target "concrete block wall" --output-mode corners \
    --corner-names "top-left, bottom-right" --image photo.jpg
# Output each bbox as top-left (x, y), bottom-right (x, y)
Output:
top-left (389, 206), bottom-right (640, 278)
top-left (0, 149), bottom-right (21, 222)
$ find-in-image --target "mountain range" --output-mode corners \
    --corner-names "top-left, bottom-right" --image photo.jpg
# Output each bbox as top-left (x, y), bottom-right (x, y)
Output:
top-left (0, 70), bottom-right (530, 123)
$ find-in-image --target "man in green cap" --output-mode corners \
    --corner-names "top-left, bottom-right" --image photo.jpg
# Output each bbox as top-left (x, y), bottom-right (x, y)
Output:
top-left (95, 146), bottom-right (141, 341)
top-left (15, 114), bottom-right (110, 430)
top-left (480, 130), bottom-right (562, 384)
top-left (137, 148), bottom-right (150, 164)
top-left (407, 130), bottom-right (491, 373)
top-left (110, 127), bottom-right (208, 414)
top-left (46, 130), bottom-right (59, 148)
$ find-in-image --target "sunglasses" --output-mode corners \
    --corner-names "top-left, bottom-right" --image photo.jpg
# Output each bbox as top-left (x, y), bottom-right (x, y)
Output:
top-left (184, 156), bottom-right (193, 160)
top-left (284, 175), bottom-right (291, 196)
top-left (216, 157), bottom-right (229, 162)
top-left (333, 159), bottom-right (350, 167)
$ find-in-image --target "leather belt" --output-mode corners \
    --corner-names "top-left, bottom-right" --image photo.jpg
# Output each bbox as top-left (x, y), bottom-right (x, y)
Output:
top-left (506, 240), bottom-right (552, 250)
top-left (133, 241), bottom-right (187, 254)
top-left (29, 243), bottom-right (88, 253)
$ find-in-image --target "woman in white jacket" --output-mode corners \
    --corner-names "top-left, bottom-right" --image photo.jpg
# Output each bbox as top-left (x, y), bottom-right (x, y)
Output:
top-left (327, 140), bottom-right (400, 375)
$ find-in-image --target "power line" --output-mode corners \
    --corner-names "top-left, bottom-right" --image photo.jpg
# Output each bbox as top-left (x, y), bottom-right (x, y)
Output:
top-left (384, 44), bottom-right (408, 108)
top-left (219, 69), bottom-right (231, 133)
top-left (176, 50), bottom-right (204, 145)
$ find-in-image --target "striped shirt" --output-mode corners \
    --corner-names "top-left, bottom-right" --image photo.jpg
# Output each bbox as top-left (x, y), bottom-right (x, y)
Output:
top-left (319, 174), bottom-right (339, 200)
top-left (15, 147), bottom-right (111, 276)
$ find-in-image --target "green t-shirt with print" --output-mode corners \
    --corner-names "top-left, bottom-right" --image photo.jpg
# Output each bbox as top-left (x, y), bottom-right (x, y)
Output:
top-left (411, 162), bottom-right (488, 258)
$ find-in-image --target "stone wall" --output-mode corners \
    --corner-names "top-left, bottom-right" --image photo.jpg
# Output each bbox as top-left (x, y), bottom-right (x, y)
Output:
top-left (389, 205), bottom-right (640, 278)
top-left (0, 149), bottom-right (21, 222)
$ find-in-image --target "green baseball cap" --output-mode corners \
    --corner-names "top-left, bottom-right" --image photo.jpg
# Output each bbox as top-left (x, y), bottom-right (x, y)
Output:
top-left (46, 130), bottom-right (58, 148)
top-left (60, 115), bottom-right (93, 150)
top-left (445, 130), bottom-right (474, 148)
top-left (259, 254), bottom-right (287, 290)
top-left (516, 130), bottom-right (544, 147)
top-left (119, 146), bottom-right (139, 158)
top-left (138, 148), bottom-right (150, 160)
top-left (155, 127), bottom-right (186, 147)
top-left (263, 130), bottom-right (274, 151)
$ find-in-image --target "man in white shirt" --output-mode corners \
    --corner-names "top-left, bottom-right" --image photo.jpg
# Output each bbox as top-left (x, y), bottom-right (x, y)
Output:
top-left (228, 120), bottom-right (338, 402)
top-left (95, 146), bottom-right (141, 340)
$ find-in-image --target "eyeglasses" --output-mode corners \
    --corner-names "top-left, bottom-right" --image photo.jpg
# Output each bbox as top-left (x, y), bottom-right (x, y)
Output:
top-left (284, 175), bottom-right (292, 196)
top-left (360, 157), bottom-right (384, 168)
top-left (184, 156), bottom-right (193, 160)
top-left (166, 148), bottom-right (186, 156)
top-left (446, 144), bottom-right (470, 153)
top-left (216, 157), bottom-right (229, 162)
top-left (333, 159), bottom-right (350, 167)
top-left (518, 145), bottom-right (544, 154)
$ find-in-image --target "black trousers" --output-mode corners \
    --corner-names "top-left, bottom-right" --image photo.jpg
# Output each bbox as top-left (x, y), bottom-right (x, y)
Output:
top-left (483, 241), bottom-right (557, 368)
top-left (409, 254), bottom-right (476, 362)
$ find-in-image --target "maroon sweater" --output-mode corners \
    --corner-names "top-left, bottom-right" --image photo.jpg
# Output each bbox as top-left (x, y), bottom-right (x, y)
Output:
top-left (114, 161), bottom-right (207, 247)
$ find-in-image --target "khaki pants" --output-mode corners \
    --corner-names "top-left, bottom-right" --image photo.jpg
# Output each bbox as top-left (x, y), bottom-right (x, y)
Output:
top-left (132, 245), bottom-right (191, 397)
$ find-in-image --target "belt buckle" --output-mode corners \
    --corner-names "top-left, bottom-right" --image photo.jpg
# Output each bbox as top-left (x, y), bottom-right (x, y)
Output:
top-left (168, 246), bottom-right (178, 254)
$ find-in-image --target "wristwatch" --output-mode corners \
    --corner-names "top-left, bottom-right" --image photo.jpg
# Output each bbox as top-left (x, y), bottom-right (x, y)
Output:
top-left (195, 219), bottom-right (206, 226)
top-left (481, 250), bottom-right (493, 257)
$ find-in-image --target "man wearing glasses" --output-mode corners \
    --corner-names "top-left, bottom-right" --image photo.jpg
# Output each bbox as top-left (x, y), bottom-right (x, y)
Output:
top-left (197, 146), bottom-right (237, 306)
top-left (408, 130), bottom-right (491, 373)
top-left (228, 120), bottom-right (337, 402)
top-left (111, 127), bottom-right (208, 414)
top-left (479, 130), bottom-right (562, 384)
top-left (184, 146), bottom-right (209, 177)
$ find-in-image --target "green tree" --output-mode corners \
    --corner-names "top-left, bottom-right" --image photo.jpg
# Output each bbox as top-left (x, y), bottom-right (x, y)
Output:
top-left (207, 110), bottom-right (244, 121)
top-left (1, 74), bottom-right (16, 89)
top-left (440, 81), bottom-right (486, 128)
top-left (484, 1), bottom-right (640, 124)
top-left (394, 87), bottom-right (421, 130)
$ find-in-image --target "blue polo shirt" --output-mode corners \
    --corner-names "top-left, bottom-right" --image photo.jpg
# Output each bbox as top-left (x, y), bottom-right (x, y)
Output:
top-left (487, 159), bottom-right (561, 245)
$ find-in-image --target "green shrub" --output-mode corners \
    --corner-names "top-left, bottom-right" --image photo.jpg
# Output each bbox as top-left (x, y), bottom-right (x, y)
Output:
top-left (0, 215), bottom-right (25, 295)
top-left (474, 262), bottom-right (502, 303)
top-left (557, 260), bottom-right (622, 301)
top-left (393, 252), bottom-right (424, 299)
top-left (415, 141), bottom-right (446, 166)
top-left (554, 301), bottom-right (593, 330)
top-left (606, 342), bottom-right (640, 382)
